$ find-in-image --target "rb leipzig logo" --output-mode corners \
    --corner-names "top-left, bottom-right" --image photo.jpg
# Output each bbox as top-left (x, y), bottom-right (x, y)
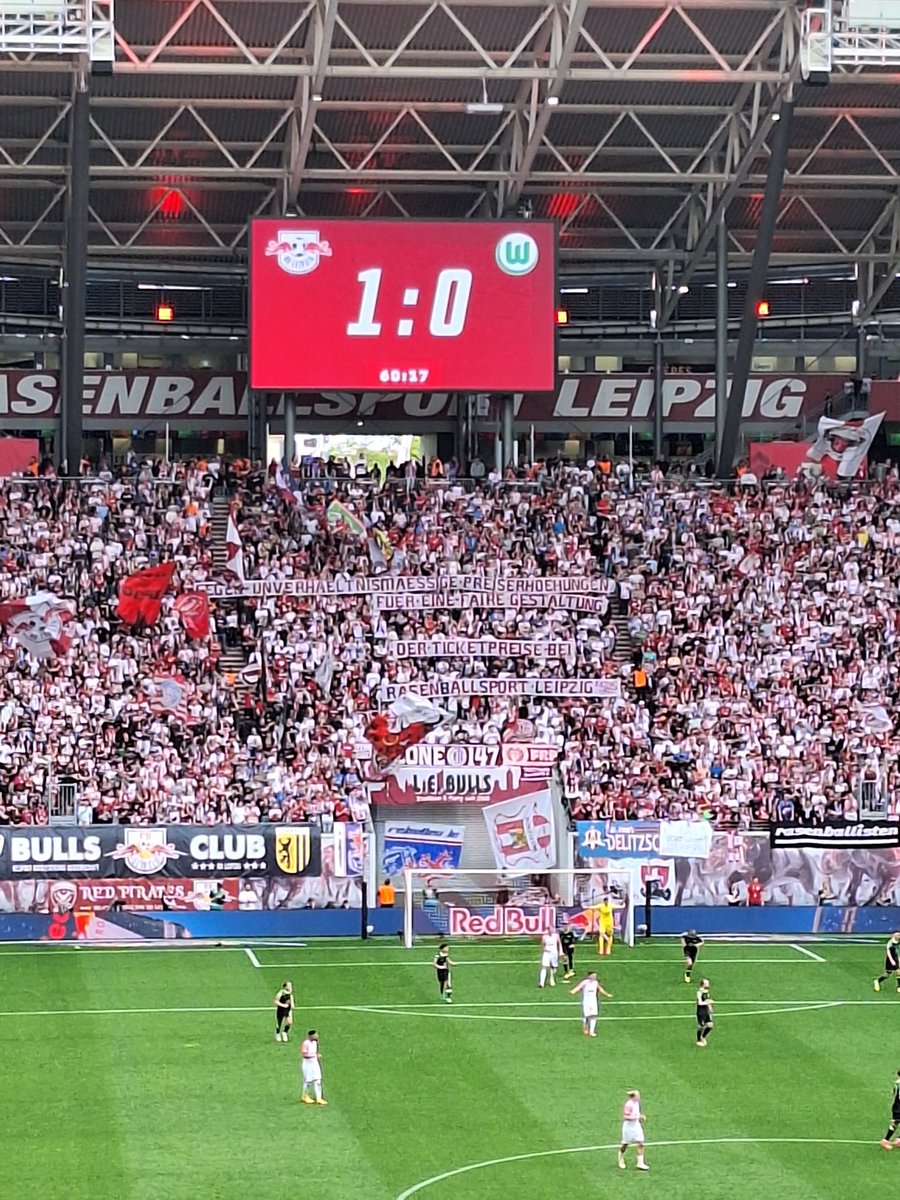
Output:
top-left (264, 229), bottom-right (333, 276)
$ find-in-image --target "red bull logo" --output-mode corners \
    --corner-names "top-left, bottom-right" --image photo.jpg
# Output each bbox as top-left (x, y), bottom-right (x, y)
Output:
top-left (448, 905), bottom-right (557, 937)
top-left (264, 229), bottom-right (333, 276)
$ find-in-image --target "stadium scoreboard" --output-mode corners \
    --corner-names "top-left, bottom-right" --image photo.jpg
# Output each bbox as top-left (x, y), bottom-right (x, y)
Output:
top-left (249, 219), bottom-right (557, 394)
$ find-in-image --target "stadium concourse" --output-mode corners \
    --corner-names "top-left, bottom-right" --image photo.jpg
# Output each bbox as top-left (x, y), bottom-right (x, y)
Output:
top-left (0, 455), bottom-right (896, 829)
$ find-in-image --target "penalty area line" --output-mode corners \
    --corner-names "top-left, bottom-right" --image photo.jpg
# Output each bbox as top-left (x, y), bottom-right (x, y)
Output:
top-left (244, 947), bottom-right (262, 969)
top-left (791, 943), bottom-right (826, 962)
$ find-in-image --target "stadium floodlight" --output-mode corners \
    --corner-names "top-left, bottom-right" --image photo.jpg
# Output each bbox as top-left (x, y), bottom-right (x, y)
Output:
top-left (402, 867), bottom-right (637, 949)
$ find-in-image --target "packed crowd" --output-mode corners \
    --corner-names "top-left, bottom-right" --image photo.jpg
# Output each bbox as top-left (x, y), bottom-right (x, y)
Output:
top-left (0, 455), bottom-right (897, 828)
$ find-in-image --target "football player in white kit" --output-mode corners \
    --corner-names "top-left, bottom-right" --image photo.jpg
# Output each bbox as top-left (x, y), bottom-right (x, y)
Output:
top-left (618, 1089), bottom-right (649, 1171)
top-left (538, 929), bottom-right (563, 988)
top-left (570, 969), bottom-right (613, 1037)
top-left (299, 1029), bottom-right (328, 1106)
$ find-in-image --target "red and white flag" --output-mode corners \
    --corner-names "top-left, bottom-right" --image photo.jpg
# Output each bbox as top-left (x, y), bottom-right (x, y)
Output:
top-left (0, 592), bottom-right (75, 659)
top-left (364, 694), bottom-right (449, 770)
top-left (174, 592), bottom-right (210, 640)
top-left (225, 508), bottom-right (244, 583)
top-left (482, 790), bottom-right (556, 870)
top-left (146, 673), bottom-right (195, 724)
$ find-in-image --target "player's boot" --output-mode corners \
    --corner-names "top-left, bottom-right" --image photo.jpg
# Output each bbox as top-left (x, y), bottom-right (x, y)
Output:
top-left (445, 995), bottom-right (453, 1004)
top-left (636, 1162), bottom-right (650, 1171)
top-left (316, 1099), bottom-right (329, 1106)
top-left (874, 979), bottom-right (882, 992)
top-left (301, 1095), bottom-right (314, 1105)
top-left (881, 1139), bottom-right (893, 1150)
top-left (617, 1155), bottom-right (626, 1170)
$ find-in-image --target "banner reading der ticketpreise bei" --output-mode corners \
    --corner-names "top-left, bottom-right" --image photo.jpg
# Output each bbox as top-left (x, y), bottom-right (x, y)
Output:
top-left (0, 824), bottom-right (321, 879)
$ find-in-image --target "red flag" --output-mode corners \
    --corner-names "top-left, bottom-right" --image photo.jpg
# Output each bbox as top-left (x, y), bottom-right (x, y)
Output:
top-left (174, 592), bottom-right (210, 640)
top-left (117, 562), bottom-right (176, 627)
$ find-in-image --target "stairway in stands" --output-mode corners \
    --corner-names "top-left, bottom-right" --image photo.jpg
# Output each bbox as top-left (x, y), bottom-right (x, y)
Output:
top-left (610, 604), bottom-right (634, 668)
top-left (209, 494), bottom-right (251, 691)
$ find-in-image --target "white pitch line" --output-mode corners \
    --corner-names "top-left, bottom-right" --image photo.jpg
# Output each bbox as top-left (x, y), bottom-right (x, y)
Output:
top-left (0, 998), bottom-right (890, 1020)
top-left (243, 947), bottom-right (262, 969)
top-left (394, 1137), bottom-right (875, 1200)
top-left (792, 943), bottom-right (826, 962)
top-left (252, 956), bottom-right (812, 969)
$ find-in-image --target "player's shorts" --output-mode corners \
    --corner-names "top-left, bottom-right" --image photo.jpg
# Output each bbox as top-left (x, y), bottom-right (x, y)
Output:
top-left (582, 1004), bottom-right (598, 1020)
top-left (684, 946), bottom-right (698, 962)
top-left (276, 1004), bottom-right (291, 1023)
top-left (301, 1059), bottom-right (322, 1085)
top-left (621, 1120), bottom-right (643, 1145)
top-left (599, 923), bottom-right (613, 938)
top-left (885, 959), bottom-right (899, 975)
top-left (696, 1006), bottom-right (712, 1025)
top-left (436, 968), bottom-right (450, 985)
top-left (541, 951), bottom-right (559, 969)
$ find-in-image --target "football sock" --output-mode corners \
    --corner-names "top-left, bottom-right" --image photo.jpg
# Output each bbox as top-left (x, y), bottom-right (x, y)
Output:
top-left (877, 975), bottom-right (888, 984)
top-left (886, 1124), bottom-right (898, 1140)
top-left (696, 1029), bottom-right (704, 1043)
top-left (313, 1081), bottom-right (322, 1102)
top-left (588, 1017), bottom-right (597, 1035)
top-left (539, 968), bottom-right (547, 987)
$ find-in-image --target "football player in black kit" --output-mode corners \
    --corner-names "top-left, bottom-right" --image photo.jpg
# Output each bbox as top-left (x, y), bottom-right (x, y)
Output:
top-left (874, 932), bottom-right (900, 993)
top-left (880, 1069), bottom-right (900, 1149)
top-left (561, 924), bottom-right (577, 981)
top-left (695, 978), bottom-right (714, 1047)
top-left (433, 943), bottom-right (456, 1004)
top-left (274, 980), bottom-right (294, 1042)
top-left (681, 929), bottom-right (703, 984)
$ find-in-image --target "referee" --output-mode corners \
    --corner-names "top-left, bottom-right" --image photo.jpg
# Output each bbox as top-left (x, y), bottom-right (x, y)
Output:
top-left (433, 943), bottom-right (456, 1004)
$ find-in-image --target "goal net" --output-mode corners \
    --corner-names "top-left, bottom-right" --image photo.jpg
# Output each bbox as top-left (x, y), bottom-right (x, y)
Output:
top-left (402, 867), bottom-right (636, 949)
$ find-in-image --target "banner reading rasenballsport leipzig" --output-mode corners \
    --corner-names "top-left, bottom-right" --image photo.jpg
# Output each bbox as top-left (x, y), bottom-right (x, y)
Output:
top-left (0, 824), bottom-right (321, 879)
top-left (379, 677), bottom-right (621, 703)
top-left (770, 822), bottom-right (900, 849)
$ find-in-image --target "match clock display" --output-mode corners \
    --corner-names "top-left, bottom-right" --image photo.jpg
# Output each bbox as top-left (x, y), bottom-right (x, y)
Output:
top-left (249, 219), bottom-right (557, 393)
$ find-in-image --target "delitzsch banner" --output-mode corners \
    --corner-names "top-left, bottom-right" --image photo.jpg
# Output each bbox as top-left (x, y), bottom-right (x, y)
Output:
top-left (0, 824), bottom-right (321, 879)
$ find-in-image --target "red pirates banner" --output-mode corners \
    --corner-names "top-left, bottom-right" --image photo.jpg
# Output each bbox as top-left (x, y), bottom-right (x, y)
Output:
top-left (0, 592), bottom-right (74, 659)
top-left (117, 562), bottom-right (176, 626)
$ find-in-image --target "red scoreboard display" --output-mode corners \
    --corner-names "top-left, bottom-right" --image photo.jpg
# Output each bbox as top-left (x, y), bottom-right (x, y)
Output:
top-left (249, 219), bottom-right (556, 393)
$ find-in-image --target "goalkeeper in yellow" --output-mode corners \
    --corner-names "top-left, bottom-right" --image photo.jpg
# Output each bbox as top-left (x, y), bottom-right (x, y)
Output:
top-left (587, 895), bottom-right (618, 957)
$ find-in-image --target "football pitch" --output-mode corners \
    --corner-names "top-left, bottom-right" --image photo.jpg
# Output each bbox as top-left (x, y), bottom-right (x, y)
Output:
top-left (2, 937), bottom-right (898, 1200)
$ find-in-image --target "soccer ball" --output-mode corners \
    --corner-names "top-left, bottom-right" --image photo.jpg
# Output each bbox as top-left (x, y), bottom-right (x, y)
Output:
top-left (366, 924), bottom-right (374, 934)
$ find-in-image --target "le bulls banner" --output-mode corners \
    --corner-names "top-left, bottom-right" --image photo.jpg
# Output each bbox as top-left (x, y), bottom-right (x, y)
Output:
top-left (1, 370), bottom-right (898, 429)
top-left (0, 825), bottom-right (321, 880)
top-left (365, 743), bottom-right (557, 805)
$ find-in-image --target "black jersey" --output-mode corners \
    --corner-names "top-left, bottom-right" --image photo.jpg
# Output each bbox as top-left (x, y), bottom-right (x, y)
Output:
top-left (886, 939), bottom-right (900, 969)
top-left (276, 989), bottom-right (293, 1009)
top-left (434, 951), bottom-right (450, 973)
top-left (560, 929), bottom-right (576, 953)
top-left (696, 986), bottom-right (712, 1017)
top-left (682, 933), bottom-right (703, 958)
top-left (892, 1079), bottom-right (900, 1119)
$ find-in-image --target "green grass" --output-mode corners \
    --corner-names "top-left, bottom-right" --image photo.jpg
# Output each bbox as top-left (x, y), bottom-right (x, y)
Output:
top-left (1, 937), bottom-right (898, 1200)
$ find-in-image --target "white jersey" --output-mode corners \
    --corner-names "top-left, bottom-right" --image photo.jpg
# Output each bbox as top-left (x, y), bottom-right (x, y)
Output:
top-left (577, 977), bottom-right (601, 1015)
top-left (300, 1037), bottom-right (322, 1084)
top-left (621, 1097), bottom-right (643, 1144)
top-left (540, 931), bottom-right (560, 968)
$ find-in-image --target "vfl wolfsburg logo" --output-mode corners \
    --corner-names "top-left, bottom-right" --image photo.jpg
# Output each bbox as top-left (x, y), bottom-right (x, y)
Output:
top-left (495, 232), bottom-right (539, 276)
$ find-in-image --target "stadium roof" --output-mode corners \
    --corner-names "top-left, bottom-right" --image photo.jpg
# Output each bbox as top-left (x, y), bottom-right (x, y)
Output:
top-left (3, 0), bottom-right (900, 284)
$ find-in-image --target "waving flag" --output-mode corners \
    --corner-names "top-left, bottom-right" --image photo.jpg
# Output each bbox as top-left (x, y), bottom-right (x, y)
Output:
top-left (174, 592), bottom-right (210, 640)
top-left (225, 509), bottom-right (245, 582)
top-left (327, 499), bottom-right (366, 539)
top-left (146, 673), bottom-right (195, 724)
top-left (117, 562), bottom-right (175, 627)
top-left (365, 694), bottom-right (449, 769)
top-left (0, 592), bottom-right (75, 659)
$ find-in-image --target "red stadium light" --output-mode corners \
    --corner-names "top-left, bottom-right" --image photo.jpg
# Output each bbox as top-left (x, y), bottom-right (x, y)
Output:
top-left (755, 299), bottom-right (770, 318)
top-left (556, 308), bottom-right (569, 325)
top-left (156, 303), bottom-right (175, 323)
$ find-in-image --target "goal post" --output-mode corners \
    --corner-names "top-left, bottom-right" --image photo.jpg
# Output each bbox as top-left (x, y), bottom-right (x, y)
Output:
top-left (402, 867), bottom-right (636, 949)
